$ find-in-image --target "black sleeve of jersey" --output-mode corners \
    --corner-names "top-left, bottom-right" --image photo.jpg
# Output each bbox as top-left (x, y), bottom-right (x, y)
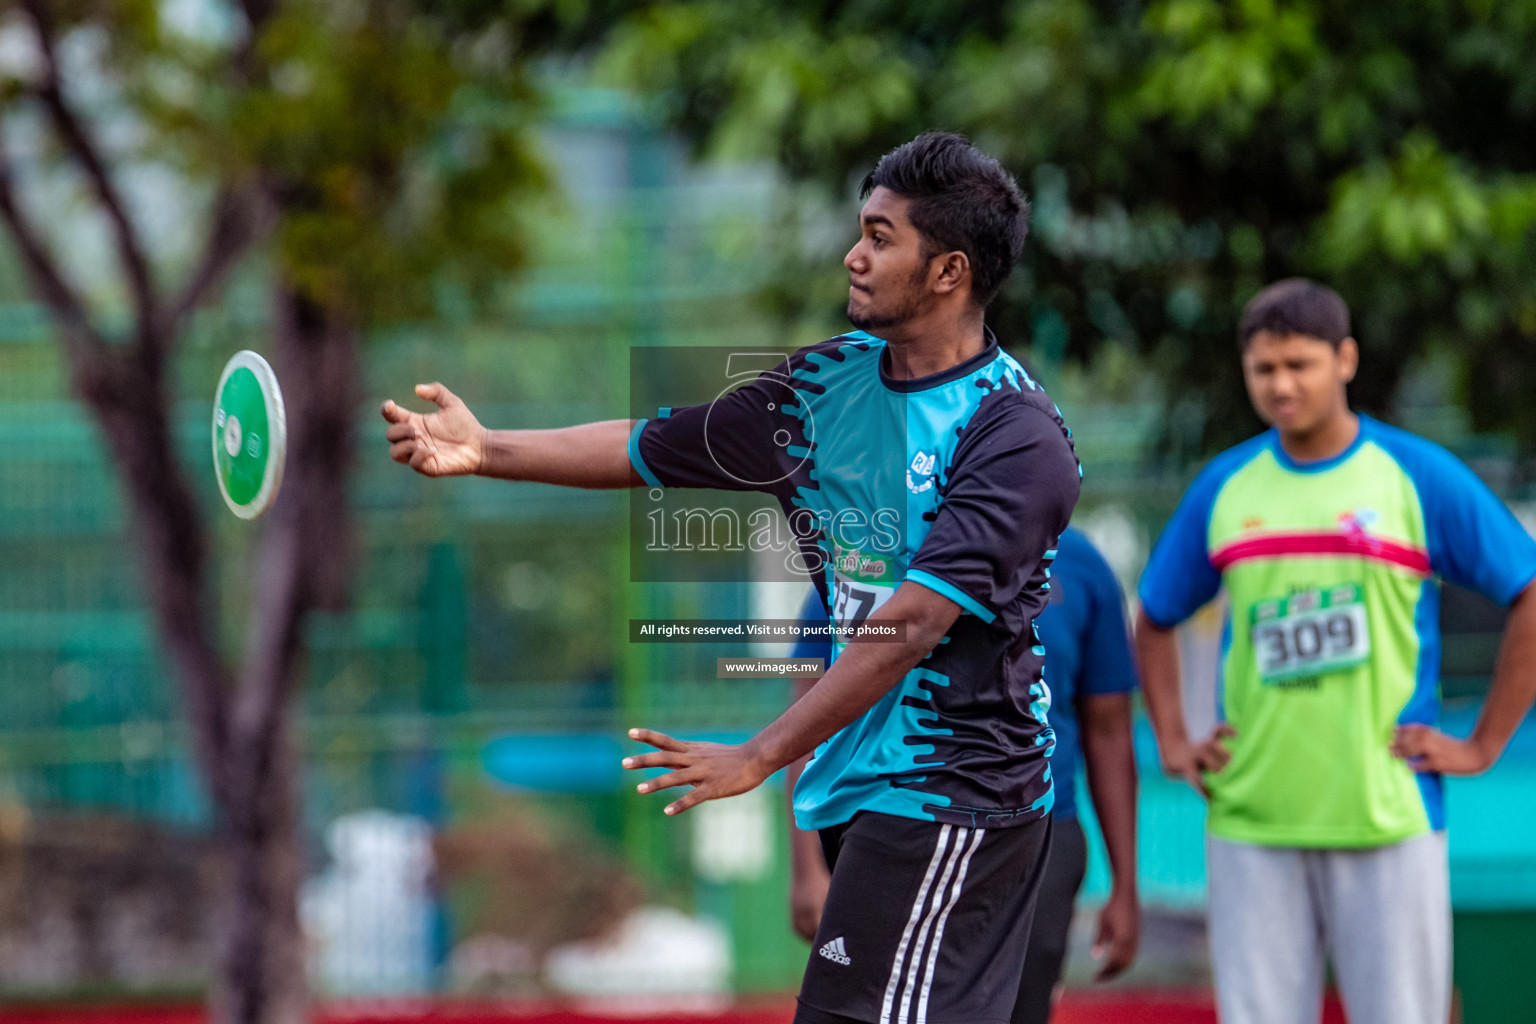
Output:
top-left (907, 400), bottom-right (1081, 620)
top-left (634, 374), bottom-right (781, 492)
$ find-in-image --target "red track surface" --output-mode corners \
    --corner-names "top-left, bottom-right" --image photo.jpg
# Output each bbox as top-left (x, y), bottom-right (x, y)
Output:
top-left (0, 991), bottom-right (1351, 1024)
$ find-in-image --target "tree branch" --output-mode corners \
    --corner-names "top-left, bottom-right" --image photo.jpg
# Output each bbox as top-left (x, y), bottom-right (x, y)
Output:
top-left (92, 389), bottom-right (235, 808)
top-left (21, 0), bottom-right (160, 346)
top-left (0, 125), bottom-right (108, 361)
top-left (235, 0), bottom-right (280, 79)
top-left (240, 0), bottom-right (280, 31)
top-left (166, 183), bottom-right (267, 333)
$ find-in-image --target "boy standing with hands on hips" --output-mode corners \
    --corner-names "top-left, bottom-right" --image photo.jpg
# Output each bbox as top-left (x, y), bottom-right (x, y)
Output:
top-left (1136, 278), bottom-right (1536, 1024)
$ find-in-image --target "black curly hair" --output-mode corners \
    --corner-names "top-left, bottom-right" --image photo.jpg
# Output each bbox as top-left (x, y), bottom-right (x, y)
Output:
top-left (860, 132), bottom-right (1030, 307)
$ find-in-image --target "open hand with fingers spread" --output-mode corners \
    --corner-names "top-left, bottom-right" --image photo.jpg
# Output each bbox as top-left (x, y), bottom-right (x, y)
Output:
top-left (622, 728), bottom-right (775, 816)
top-left (381, 382), bottom-right (487, 477)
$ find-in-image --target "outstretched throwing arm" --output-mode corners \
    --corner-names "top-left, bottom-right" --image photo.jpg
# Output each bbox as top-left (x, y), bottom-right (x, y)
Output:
top-left (381, 382), bottom-right (641, 488)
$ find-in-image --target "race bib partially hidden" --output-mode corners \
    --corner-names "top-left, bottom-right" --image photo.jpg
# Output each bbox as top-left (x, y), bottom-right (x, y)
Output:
top-left (1250, 583), bottom-right (1371, 684)
top-left (830, 539), bottom-right (898, 650)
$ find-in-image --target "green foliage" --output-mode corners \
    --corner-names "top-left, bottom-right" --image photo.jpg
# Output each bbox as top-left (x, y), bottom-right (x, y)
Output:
top-left (236, 2), bottom-right (548, 318)
top-left (591, 0), bottom-right (1536, 453)
top-left (11, 0), bottom-right (1536, 449)
top-left (2, 0), bottom-right (559, 325)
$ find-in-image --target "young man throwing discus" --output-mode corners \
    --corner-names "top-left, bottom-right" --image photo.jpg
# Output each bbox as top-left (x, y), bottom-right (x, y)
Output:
top-left (383, 132), bottom-right (1081, 1024)
top-left (1136, 278), bottom-right (1536, 1024)
top-left (786, 522), bottom-right (1142, 1024)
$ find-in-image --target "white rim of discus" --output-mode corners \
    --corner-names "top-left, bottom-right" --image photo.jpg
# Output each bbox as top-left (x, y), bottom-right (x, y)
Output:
top-left (212, 350), bottom-right (287, 520)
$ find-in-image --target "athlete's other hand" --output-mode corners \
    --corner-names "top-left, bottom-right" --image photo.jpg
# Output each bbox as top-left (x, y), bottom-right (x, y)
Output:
top-left (790, 868), bottom-right (830, 942)
top-left (623, 728), bottom-right (773, 816)
top-left (381, 383), bottom-right (487, 477)
top-left (1160, 724), bottom-right (1236, 798)
top-left (1391, 724), bottom-right (1496, 775)
top-left (1092, 885), bottom-right (1140, 981)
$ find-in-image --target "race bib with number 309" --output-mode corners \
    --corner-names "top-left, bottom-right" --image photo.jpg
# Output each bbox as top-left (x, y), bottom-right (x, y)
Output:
top-left (1250, 583), bottom-right (1371, 684)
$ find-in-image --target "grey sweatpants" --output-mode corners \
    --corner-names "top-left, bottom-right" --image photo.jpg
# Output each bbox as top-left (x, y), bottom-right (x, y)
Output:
top-left (1207, 832), bottom-right (1450, 1024)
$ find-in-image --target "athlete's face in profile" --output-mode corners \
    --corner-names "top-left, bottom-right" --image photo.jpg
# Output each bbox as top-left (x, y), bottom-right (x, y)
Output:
top-left (843, 187), bottom-right (935, 332)
top-left (1242, 330), bottom-right (1359, 438)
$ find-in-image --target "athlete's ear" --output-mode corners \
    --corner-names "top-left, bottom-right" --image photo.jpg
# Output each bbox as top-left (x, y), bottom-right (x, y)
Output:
top-left (931, 250), bottom-right (970, 297)
top-left (1337, 337), bottom-right (1360, 384)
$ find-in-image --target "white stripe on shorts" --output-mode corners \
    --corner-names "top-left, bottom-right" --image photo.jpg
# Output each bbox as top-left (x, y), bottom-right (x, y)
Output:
top-left (880, 824), bottom-right (954, 1024)
top-left (915, 827), bottom-right (985, 1024)
top-left (896, 827), bottom-right (970, 1024)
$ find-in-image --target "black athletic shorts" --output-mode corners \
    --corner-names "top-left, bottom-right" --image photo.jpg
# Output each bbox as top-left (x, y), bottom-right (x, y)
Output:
top-left (794, 811), bottom-right (1053, 1024)
top-left (1009, 815), bottom-right (1088, 1024)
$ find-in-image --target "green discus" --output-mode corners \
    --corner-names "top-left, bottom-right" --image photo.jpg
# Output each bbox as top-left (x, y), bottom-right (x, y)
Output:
top-left (212, 350), bottom-right (287, 519)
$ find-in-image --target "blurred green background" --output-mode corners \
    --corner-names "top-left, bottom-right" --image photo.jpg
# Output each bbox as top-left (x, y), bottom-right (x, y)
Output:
top-left (0, 1), bottom-right (1535, 1020)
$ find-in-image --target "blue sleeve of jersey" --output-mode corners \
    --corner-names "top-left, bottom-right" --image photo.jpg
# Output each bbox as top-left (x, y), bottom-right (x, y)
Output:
top-left (1379, 432), bottom-right (1536, 605)
top-left (1137, 456), bottom-right (1235, 628)
top-left (790, 589), bottom-right (832, 662)
top-left (1076, 540), bottom-right (1140, 697)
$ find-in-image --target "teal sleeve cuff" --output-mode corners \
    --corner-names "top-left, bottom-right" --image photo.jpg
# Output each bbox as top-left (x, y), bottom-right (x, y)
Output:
top-left (629, 419), bottom-right (662, 488)
top-left (905, 569), bottom-right (997, 623)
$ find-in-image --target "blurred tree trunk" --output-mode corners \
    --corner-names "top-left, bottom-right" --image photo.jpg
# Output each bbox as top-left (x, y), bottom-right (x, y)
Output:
top-left (213, 708), bottom-right (307, 1024)
top-left (0, 3), bottom-right (350, 1020)
top-left (209, 288), bottom-right (357, 1024)
top-left (28, 290), bottom-right (340, 1024)
top-left (2, 261), bottom-right (360, 1024)
top-left (6, 250), bottom-right (356, 1024)
top-left (1, 0), bottom-right (547, 1017)
top-left (0, 51), bottom-right (353, 1024)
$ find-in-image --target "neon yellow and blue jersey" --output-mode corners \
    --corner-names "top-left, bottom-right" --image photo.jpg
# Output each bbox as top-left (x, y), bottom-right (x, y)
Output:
top-left (1139, 414), bottom-right (1536, 847)
top-left (633, 330), bottom-right (1081, 831)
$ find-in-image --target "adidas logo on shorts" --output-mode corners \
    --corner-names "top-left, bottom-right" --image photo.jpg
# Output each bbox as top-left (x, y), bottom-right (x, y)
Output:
top-left (818, 936), bottom-right (852, 966)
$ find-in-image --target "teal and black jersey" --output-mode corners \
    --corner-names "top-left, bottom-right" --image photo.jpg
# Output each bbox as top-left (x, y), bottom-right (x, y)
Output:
top-left (631, 330), bottom-right (1081, 830)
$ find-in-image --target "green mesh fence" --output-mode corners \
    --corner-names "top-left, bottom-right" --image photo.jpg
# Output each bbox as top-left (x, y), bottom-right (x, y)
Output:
top-left (0, 86), bottom-right (1532, 1001)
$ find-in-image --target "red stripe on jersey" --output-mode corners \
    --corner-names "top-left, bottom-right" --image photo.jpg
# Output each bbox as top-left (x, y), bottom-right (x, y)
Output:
top-left (1211, 530), bottom-right (1432, 576)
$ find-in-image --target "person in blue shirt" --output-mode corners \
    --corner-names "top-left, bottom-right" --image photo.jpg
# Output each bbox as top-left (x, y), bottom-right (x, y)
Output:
top-left (788, 526), bottom-right (1140, 1023)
